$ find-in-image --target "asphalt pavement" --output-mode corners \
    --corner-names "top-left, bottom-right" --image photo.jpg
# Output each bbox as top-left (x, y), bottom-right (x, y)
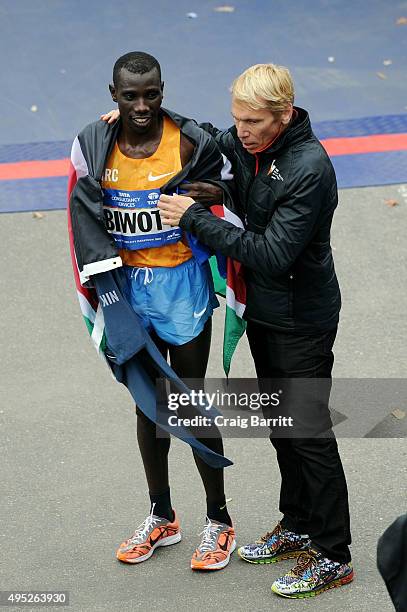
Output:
top-left (0, 183), bottom-right (406, 611)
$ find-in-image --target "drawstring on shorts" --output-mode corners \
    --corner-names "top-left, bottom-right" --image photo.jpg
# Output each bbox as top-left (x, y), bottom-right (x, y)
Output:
top-left (131, 267), bottom-right (154, 285)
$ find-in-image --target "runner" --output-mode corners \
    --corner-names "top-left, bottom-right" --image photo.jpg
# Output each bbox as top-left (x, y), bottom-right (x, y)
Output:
top-left (70, 51), bottom-right (235, 571)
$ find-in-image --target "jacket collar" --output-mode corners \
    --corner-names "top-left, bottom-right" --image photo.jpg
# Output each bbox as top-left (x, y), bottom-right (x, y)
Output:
top-left (98, 107), bottom-right (217, 191)
top-left (95, 107), bottom-right (205, 183)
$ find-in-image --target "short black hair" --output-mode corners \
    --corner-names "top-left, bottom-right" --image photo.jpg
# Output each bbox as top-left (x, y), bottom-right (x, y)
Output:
top-left (113, 52), bottom-right (161, 86)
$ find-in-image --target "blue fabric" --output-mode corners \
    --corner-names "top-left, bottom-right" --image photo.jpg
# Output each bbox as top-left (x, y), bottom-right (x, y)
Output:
top-left (177, 181), bottom-right (214, 266)
top-left (92, 269), bottom-right (232, 469)
top-left (123, 258), bottom-right (219, 346)
top-left (186, 232), bottom-right (213, 265)
top-left (215, 252), bottom-right (227, 279)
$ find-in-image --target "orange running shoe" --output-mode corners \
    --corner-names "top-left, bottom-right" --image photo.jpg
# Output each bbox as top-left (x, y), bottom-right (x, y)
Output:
top-left (191, 518), bottom-right (236, 571)
top-left (116, 505), bottom-right (181, 564)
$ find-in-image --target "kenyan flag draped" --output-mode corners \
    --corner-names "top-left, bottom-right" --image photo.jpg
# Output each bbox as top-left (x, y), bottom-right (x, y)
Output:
top-left (67, 139), bottom-right (107, 357)
top-left (209, 205), bottom-right (247, 377)
top-left (68, 137), bottom-right (246, 377)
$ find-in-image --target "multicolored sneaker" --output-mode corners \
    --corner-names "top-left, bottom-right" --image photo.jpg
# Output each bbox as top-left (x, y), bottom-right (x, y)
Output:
top-left (271, 549), bottom-right (354, 598)
top-left (116, 505), bottom-right (181, 564)
top-left (238, 522), bottom-right (310, 564)
top-left (191, 518), bottom-right (236, 571)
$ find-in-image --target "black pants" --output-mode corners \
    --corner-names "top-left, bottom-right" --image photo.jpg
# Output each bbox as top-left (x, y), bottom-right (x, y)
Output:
top-left (247, 320), bottom-right (352, 563)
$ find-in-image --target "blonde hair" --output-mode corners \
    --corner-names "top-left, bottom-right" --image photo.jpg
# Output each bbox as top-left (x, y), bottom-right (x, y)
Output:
top-left (231, 63), bottom-right (294, 112)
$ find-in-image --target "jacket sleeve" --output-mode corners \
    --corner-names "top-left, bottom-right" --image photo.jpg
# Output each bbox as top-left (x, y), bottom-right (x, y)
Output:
top-left (68, 135), bottom-right (122, 286)
top-left (179, 172), bottom-right (329, 278)
top-left (182, 128), bottom-right (236, 208)
top-left (186, 129), bottom-right (230, 182)
top-left (199, 123), bottom-right (236, 162)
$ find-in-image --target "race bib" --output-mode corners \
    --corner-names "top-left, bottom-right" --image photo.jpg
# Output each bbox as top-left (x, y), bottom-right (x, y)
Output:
top-left (102, 187), bottom-right (182, 250)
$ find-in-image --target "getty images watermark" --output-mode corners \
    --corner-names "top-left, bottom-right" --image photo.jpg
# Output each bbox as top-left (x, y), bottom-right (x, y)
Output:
top-left (166, 389), bottom-right (293, 430)
top-left (154, 380), bottom-right (302, 438)
top-left (155, 378), bottom-right (407, 439)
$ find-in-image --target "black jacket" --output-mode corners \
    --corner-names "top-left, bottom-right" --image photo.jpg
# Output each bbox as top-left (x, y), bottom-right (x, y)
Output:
top-left (180, 107), bottom-right (341, 332)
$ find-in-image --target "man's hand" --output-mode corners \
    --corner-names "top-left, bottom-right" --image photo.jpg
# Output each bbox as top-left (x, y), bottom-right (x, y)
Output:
top-left (158, 194), bottom-right (195, 226)
top-left (179, 181), bottom-right (223, 206)
top-left (100, 109), bottom-right (120, 124)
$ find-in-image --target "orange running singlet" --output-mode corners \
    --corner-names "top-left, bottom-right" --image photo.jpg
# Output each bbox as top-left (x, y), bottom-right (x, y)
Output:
top-left (101, 115), bottom-right (192, 267)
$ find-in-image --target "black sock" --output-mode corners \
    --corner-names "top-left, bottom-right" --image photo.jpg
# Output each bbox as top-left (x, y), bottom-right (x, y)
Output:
top-left (207, 498), bottom-right (232, 527)
top-left (149, 488), bottom-right (174, 522)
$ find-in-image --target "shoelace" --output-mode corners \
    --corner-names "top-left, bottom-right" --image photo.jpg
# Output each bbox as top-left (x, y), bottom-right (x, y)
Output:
top-left (257, 523), bottom-right (309, 544)
top-left (197, 518), bottom-right (221, 552)
top-left (132, 267), bottom-right (154, 285)
top-left (291, 551), bottom-right (317, 577)
top-left (257, 523), bottom-right (281, 544)
top-left (128, 503), bottom-right (162, 544)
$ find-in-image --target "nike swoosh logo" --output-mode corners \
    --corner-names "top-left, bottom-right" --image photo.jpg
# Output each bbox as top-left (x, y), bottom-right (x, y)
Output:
top-left (148, 171), bottom-right (176, 182)
top-left (193, 307), bottom-right (207, 319)
top-left (219, 534), bottom-right (231, 551)
top-left (149, 528), bottom-right (166, 547)
top-left (149, 535), bottom-right (161, 546)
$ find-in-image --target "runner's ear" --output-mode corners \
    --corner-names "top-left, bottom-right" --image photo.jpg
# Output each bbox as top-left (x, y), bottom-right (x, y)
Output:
top-left (109, 83), bottom-right (117, 103)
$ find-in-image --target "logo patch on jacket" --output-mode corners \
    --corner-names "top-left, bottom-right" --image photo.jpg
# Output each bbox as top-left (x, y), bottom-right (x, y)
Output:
top-left (100, 291), bottom-right (120, 307)
top-left (267, 160), bottom-right (284, 181)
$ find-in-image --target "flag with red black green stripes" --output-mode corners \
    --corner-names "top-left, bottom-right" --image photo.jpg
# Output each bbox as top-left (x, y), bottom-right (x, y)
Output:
top-left (209, 204), bottom-right (247, 377)
top-left (67, 138), bottom-right (108, 358)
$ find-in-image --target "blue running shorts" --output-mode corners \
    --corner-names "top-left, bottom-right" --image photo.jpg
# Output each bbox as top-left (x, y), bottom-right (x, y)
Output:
top-left (123, 258), bottom-right (219, 346)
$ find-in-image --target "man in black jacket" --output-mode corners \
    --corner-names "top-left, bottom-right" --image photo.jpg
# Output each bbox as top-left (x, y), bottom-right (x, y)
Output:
top-left (158, 63), bottom-right (353, 599)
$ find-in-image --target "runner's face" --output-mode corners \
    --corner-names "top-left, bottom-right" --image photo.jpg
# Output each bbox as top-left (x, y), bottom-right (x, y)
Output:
top-left (231, 100), bottom-right (287, 154)
top-left (110, 67), bottom-right (164, 134)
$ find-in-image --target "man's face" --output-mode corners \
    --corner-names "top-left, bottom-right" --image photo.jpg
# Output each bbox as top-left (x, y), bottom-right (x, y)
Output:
top-left (110, 67), bottom-right (164, 134)
top-left (231, 100), bottom-right (291, 154)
